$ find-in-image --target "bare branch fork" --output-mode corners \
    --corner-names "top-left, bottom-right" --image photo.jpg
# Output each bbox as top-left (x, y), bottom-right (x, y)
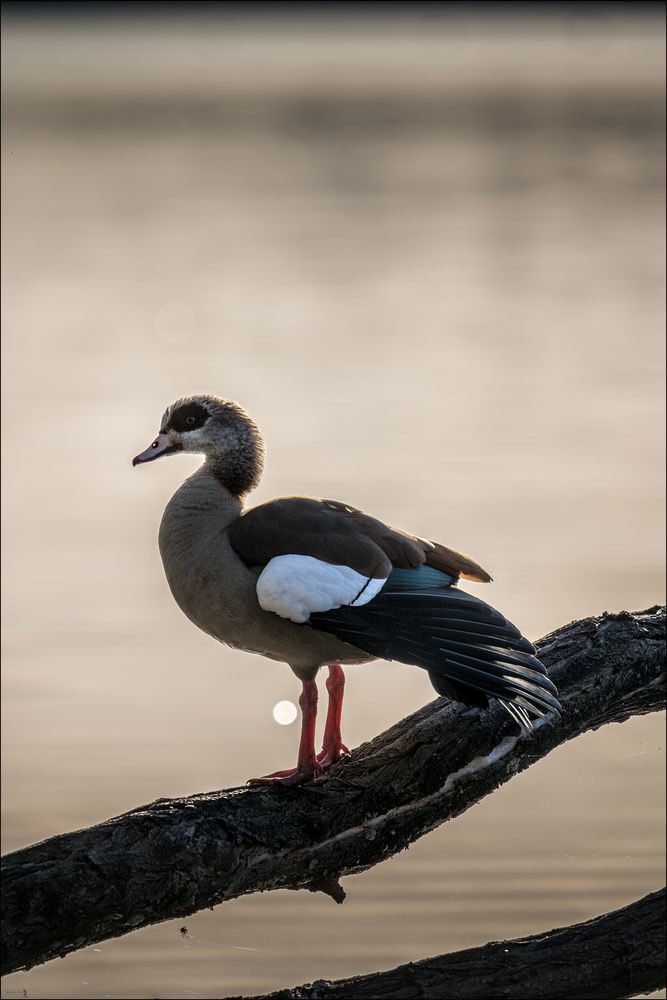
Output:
top-left (1, 607), bottom-right (665, 978)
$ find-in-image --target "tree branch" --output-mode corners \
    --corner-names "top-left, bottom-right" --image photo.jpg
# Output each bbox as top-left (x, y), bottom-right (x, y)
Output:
top-left (2, 607), bottom-right (665, 976)
top-left (227, 887), bottom-right (666, 1000)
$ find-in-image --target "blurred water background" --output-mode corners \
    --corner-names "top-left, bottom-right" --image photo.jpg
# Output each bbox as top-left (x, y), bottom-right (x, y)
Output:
top-left (1, 5), bottom-right (665, 999)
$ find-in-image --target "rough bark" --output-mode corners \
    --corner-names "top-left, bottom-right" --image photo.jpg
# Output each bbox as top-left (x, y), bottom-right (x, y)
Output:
top-left (230, 887), bottom-right (666, 1000)
top-left (1, 607), bottom-right (665, 977)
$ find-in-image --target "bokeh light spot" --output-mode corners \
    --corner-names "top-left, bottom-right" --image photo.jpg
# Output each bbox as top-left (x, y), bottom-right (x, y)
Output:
top-left (272, 700), bottom-right (297, 726)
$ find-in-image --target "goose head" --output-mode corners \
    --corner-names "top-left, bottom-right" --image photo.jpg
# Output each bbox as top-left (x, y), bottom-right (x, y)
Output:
top-left (132, 394), bottom-right (264, 497)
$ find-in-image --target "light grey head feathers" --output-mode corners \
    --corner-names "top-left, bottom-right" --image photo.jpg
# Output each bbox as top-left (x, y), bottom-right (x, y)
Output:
top-left (144, 394), bottom-right (265, 497)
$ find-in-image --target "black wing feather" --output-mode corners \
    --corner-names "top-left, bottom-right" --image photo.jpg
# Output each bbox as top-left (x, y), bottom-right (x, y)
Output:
top-left (308, 567), bottom-right (560, 724)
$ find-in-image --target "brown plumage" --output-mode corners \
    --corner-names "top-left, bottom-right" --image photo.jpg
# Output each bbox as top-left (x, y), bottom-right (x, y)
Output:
top-left (133, 393), bottom-right (559, 786)
top-left (229, 497), bottom-right (491, 582)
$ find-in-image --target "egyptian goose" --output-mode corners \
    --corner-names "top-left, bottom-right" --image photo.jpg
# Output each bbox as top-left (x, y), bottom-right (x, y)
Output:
top-left (133, 395), bottom-right (560, 785)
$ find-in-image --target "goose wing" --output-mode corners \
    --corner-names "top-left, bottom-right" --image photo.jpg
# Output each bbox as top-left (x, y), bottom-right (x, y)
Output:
top-left (228, 496), bottom-right (490, 623)
top-left (228, 497), bottom-right (559, 725)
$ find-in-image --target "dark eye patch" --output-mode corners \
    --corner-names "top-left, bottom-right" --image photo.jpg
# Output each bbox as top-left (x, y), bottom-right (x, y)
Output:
top-left (167, 402), bottom-right (210, 433)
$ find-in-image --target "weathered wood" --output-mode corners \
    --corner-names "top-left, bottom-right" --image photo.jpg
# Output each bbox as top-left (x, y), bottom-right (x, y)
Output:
top-left (1, 607), bottom-right (665, 976)
top-left (230, 887), bottom-right (666, 1000)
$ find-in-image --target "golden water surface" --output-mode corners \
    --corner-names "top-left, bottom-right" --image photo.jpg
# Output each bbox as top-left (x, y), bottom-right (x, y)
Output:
top-left (2, 13), bottom-right (665, 1000)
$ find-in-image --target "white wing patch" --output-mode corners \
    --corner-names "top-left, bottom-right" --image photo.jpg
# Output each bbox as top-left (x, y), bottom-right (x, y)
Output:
top-left (256, 554), bottom-right (387, 624)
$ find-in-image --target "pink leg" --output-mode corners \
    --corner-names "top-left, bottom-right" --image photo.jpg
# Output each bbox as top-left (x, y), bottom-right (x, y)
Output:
top-left (317, 665), bottom-right (350, 769)
top-left (248, 679), bottom-right (322, 786)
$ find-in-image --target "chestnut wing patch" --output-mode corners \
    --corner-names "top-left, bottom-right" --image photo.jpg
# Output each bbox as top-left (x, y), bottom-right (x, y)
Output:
top-left (228, 497), bottom-right (403, 577)
top-left (228, 496), bottom-right (492, 624)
